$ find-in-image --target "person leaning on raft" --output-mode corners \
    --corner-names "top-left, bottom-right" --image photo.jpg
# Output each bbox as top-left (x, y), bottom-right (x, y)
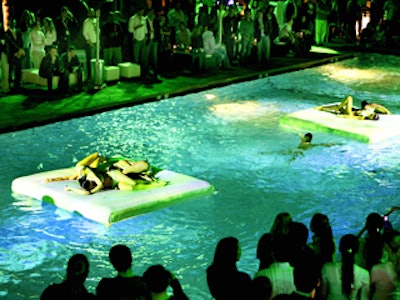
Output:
top-left (45, 152), bottom-right (166, 195)
top-left (314, 96), bottom-right (391, 120)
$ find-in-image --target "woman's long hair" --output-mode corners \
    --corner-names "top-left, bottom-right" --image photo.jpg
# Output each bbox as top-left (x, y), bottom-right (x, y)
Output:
top-left (212, 236), bottom-right (239, 271)
top-left (310, 213), bottom-right (335, 267)
top-left (339, 234), bottom-right (359, 296)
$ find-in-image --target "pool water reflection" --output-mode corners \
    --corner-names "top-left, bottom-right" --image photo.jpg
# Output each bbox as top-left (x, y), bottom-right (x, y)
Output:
top-left (1, 53), bottom-right (399, 299)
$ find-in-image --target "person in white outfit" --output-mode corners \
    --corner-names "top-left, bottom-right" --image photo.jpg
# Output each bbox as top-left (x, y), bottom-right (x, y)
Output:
top-left (202, 25), bottom-right (230, 69)
top-left (321, 234), bottom-right (369, 300)
top-left (42, 17), bottom-right (57, 54)
top-left (82, 8), bottom-right (97, 79)
top-left (29, 22), bottom-right (45, 69)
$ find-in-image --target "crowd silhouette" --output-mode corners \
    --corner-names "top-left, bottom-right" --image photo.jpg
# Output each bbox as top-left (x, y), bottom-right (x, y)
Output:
top-left (40, 209), bottom-right (400, 299)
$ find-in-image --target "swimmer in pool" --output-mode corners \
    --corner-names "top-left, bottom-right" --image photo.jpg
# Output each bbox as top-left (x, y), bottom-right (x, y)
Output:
top-left (314, 96), bottom-right (382, 120)
top-left (46, 152), bottom-right (166, 195)
top-left (298, 132), bottom-right (333, 150)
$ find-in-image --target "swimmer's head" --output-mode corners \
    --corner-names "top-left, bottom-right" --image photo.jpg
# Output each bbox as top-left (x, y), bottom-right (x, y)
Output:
top-left (361, 100), bottom-right (369, 109)
top-left (304, 133), bottom-right (313, 142)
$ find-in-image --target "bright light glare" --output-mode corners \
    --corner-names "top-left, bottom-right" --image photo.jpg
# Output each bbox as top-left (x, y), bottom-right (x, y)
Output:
top-left (326, 66), bottom-right (387, 83)
top-left (204, 94), bottom-right (217, 100)
top-left (209, 101), bottom-right (276, 121)
top-left (311, 46), bottom-right (340, 55)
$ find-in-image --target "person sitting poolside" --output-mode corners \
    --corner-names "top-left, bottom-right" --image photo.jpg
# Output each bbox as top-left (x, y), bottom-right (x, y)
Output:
top-left (314, 95), bottom-right (383, 120)
top-left (45, 152), bottom-right (166, 195)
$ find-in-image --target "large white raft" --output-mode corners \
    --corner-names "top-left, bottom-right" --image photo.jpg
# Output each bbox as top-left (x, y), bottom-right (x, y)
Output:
top-left (280, 104), bottom-right (400, 143)
top-left (11, 168), bottom-right (214, 226)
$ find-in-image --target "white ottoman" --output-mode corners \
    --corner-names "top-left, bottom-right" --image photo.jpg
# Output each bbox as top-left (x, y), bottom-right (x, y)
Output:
top-left (22, 68), bottom-right (39, 85)
top-left (37, 72), bottom-right (59, 88)
top-left (104, 66), bottom-right (120, 82)
top-left (118, 62), bottom-right (140, 78)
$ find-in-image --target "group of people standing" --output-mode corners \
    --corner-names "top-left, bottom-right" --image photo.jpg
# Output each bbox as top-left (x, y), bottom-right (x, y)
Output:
top-left (39, 209), bottom-right (400, 299)
top-left (207, 210), bottom-right (400, 299)
top-left (40, 244), bottom-right (189, 300)
top-left (0, 6), bottom-right (83, 94)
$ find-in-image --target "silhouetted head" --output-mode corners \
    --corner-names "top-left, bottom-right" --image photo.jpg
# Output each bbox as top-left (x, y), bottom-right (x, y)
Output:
top-left (339, 234), bottom-right (359, 256)
top-left (212, 237), bottom-right (240, 268)
top-left (304, 133), bottom-right (313, 143)
top-left (66, 254), bottom-right (90, 284)
top-left (289, 221), bottom-right (309, 246)
top-left (270, 212), bottom-right (292, 236)
top-left (143, 264), bottom-right (173, 293)
top-left (310, 213), bottom-right (331, 236)
top-left (366, 212), bottom-right (384, 234)
top-left (109, 244), bottom-right (132, 272)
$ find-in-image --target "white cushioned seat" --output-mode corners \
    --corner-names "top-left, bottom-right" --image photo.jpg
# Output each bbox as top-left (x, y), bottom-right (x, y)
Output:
top-left (118, 62), bottom-right (140, 78)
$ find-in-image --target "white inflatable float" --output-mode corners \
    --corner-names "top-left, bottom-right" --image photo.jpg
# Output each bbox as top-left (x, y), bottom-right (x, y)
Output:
top-left (11, 168), bottom-right (214, 226)
top-left (280, 104), bottom-right (400, 143)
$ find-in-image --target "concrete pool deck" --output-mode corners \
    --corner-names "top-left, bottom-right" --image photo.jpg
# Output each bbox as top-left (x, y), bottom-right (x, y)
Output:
top-left (1, 44), bottom-right (359, 134)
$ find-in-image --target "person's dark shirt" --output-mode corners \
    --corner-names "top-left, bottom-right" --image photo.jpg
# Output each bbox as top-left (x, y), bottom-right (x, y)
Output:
top-left (0, 28), bottom-right (7, 54)
top-left (101, 20), bottom-right (124, 48)
top-left (39, 53), bottom-right (62, 78)
top-left (146, 17), bottom-right (161, 43)
top-left (168, 278), bottom-right (190, 300)
top-left (96, 275), bottom-right (149, 300)
top-left (60, 52), bottom-right (80, 73)
top-left (55, 16), bottom-right (78, 42)
top-left (5, 27), bottom-right (23, 57)
top-left (222, 14), bottom-right (239, 36)
top-left (206, 264), bottom-right (252, 300)
top-left (40, 281), bottom-right (96, 300)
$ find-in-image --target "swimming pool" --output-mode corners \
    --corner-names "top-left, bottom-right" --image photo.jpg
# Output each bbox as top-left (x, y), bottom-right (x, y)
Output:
top-left (1, 53), bottom-right (400, 299)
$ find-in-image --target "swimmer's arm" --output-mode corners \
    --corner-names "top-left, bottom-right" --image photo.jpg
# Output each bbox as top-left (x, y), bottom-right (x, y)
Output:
top-left (373, 104), bottom-right (392, 114)
top-left (298, 132), bottom-right (305, 141)
top-left (64, 185), bottom-right (91, 195)
top-left (85, 168), bottom-right (104, 194)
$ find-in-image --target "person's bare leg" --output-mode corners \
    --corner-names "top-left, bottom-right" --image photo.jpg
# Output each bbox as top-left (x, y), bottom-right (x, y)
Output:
top-left (108, 169), bottom-right (137, 186)
top-left (337, 95), bottom-right (353, 115)
top-left (121, 160), bottom-right (150, 174)
top-left (76, 152), bottom-right (100, 168)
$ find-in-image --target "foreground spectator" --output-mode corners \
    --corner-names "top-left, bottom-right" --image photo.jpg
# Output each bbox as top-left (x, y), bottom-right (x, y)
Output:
top-left (320, 234), bottom-right (369, 299)
top-left (143, 264), bottom-right (189, 300)
top-left (255, 234), bottom-right (296, 297)
top-left (96, 244), bottom-right (148, 300)
top-left (40, 253), bottom-right (95, 300)
top-left (207, 236), bottom-right (252, 299)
